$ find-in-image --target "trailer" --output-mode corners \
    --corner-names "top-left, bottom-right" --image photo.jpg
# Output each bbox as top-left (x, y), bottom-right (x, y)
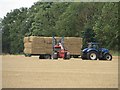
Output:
top-left (24, 36), bottom-right (82, 59)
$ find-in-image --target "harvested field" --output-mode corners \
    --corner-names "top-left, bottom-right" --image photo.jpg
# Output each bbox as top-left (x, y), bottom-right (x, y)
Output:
top-left (2, 55), bottom-right (118, 88)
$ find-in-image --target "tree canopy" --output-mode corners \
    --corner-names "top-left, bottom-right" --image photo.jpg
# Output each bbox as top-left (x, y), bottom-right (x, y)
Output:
top-left (1, 2), bottom-right (118, 54)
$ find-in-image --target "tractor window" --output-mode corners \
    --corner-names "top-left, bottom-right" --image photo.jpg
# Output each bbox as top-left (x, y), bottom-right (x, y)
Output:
top-left (88, 44), bottom-right (99, 49)
top-left (88, 44), bottom-right (92, 48)
top-left (54, 47), bottom-right (61, 51)
top-left (92, 44), bottom-right (99, 49)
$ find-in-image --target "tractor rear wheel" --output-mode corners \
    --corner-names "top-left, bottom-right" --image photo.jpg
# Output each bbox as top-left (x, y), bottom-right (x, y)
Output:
top-left (87, 51), bottom-right (98, 60)
top-left (104, 53), bottom-right (112, 61)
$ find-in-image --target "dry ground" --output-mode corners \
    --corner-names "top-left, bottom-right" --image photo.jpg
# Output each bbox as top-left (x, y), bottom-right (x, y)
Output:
top-left (2, 55), bottom-right (118, 88)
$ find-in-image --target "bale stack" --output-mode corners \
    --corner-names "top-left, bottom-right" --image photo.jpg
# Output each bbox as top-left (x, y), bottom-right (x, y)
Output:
top-left (64, 37), bottom-right (82, 55)
top-left (24, 36), bottom-right (45, 54)
top-left (24, 36), bottom-right (82, 55)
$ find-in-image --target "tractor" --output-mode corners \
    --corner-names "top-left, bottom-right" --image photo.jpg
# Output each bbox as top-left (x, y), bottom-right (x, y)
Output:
top-left (51, 36), bottom-right (70, 59)
top-left (81, 42), bottom-right (112, 60)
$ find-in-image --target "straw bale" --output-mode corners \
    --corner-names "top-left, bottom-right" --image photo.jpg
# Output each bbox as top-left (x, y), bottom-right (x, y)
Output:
top-left (24, 42), bottom-right (45, 48)
top-left (29, 36), bottom-right (37, 42)
top-left (29, 36), bottom-right (44, 43)
top-left (24, 47), bottom-right (45, 54)
top-left (23, 37), bottom-right (30, 43)
top-left (24, 43), bottom-right (32, 48)
top-left (44, 37), bottom-right (52, 44)
top-left (24, 48), bottom-right (32, 54)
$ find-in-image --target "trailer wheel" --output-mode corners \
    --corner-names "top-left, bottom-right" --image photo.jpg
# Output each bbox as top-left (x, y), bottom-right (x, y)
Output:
top-left (44, 55), bottom-right (51, 59)
top-left (87, 51), bottom-right (98, 60)
top-left (24, 54), bottom-right (31, 57)
top-left (73, 55), bottom-right (79, 58)
top-left (104, 53), bottom-right (112, 61)
top-left (39, 55), bottom-right (45, 59)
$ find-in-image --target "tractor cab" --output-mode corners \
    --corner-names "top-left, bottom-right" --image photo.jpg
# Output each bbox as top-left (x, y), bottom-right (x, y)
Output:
top-left (88, 42), bottom-right (99, 50)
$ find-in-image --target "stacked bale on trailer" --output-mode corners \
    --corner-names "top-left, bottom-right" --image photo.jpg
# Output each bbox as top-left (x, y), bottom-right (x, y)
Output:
top-left (24, 36), bottom-right (82, 56)
top-left (24, 36), bottom-right (45, 54)
top-left (64, 37), bottom-right (82, 55)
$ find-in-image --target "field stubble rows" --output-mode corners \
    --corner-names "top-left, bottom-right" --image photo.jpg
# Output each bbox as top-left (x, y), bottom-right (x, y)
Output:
top-left (2, 55), bottom-right (118, 88)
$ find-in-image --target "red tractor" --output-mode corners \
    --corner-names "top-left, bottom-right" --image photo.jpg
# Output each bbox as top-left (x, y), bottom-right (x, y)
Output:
top-left (51, 36), bottom-right (70, 59)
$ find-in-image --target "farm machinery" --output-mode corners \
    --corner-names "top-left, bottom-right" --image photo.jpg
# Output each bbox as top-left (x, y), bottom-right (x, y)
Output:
top-left (51, 36), bottom-right (70, 59)
top-left (81, 42), bottom-right (112, 60)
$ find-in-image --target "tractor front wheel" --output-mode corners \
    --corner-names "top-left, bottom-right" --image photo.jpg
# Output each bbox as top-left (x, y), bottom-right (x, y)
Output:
top-left (87, 51), bottom-right (98, 60)
top-left (104, 53), bottom-right (112, 61)
top-left (52, 53), bottom-right (58, 59)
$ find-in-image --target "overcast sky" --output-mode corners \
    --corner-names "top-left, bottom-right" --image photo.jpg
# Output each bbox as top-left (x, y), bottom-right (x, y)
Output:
top-left (0, 0), bottom-right (39, 18)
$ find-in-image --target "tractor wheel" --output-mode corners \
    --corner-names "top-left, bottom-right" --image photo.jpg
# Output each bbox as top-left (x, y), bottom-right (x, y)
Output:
top-left (87, 51), bottom-right (98, 60)
top-left (52, 53), bottom-right (58, 59)
top-left (104, 53), bottom-right (112, 61)
top-left (64, 52), bottom-right (70, 60)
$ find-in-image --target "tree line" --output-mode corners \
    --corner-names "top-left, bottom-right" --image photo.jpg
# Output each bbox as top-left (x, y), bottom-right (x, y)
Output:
top-left (1, 2), bottom-right (118, 54)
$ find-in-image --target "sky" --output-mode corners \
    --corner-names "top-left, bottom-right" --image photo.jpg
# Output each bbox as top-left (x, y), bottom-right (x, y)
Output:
top-left (0, 0), bottom-right (119, 18)
top-left (0, 0), bottom-right (39, 18)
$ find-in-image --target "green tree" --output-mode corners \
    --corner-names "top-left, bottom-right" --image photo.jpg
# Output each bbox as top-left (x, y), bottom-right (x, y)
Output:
top-left (82, 26), bottom-right (96, 49)
top-left (93, 3), bottom-right (118, 50)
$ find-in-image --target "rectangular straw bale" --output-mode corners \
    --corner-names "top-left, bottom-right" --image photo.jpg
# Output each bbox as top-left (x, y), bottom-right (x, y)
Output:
top-left (44, 37), bottom-right (52, 44)
top-left (32, 48), bottom-right (45, 54)
top-left (45, 49), bottom-right (52, 54)
top-left (24, 42), bottom-right (45, 48)
top-left (24, 48), bottom-right (32, 54)
top-left (29, 36), bottom-right (37, 42)
top-left (24, 47), bottom-right (45, 54)
top-left (24, 42), bottom-right (32, 48)
top-left (64, 37), bottom-right (82, 44)
top-left (23, 37), bottom-right (30, 43)
top-left (30, 36), bottom-right (44, 44)
top-left (32, 42), bottom-right (45, 48)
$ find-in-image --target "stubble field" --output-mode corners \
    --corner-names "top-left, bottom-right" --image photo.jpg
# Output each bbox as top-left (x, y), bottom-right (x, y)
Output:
top-left (2, 55), bottom-right (118, 88)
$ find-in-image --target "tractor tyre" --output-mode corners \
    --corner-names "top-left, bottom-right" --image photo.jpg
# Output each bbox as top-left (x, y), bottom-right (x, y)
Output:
top-left (64, 52), bottom-right (70, 60)
top-left (52, 53), bottom-right (58, 59)
top-left (104, 53), bottom-right (112, 61)
top-left (87, 51), bottom-right (98, 60)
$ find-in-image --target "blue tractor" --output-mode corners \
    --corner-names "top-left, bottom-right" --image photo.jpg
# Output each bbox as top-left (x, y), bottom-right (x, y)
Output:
top-left (81, 42), bottom-right (112, 60)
